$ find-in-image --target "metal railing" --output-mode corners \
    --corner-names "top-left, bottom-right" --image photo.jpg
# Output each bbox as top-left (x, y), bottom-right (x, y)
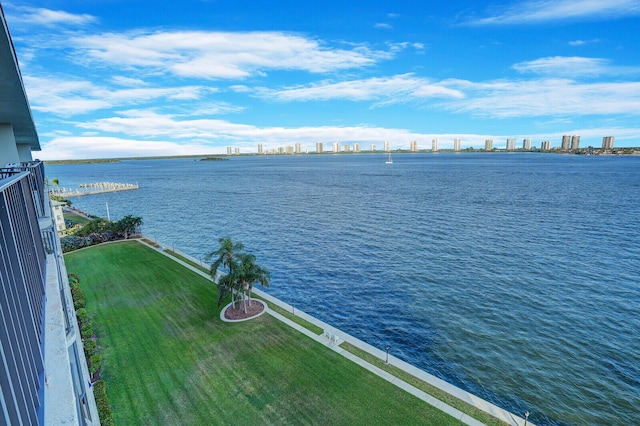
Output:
top-left (0, 168), bottom-right (47, 426)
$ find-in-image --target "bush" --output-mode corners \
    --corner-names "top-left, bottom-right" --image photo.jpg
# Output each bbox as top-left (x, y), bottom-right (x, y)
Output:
top-left (70, 285), bottom-right (86, 310)
top-left (93, 380), bottom-right (114, 426)
top-left (81, 323), bottom-right (93, 340)
top-left (89, 354), bottom-right (102, 375)
top-left (76, 308), bottom-right (89, 326)
top-left (83, 338), bottom-right (97, 358)
top-left (60, 235), bottom-right (89, 252)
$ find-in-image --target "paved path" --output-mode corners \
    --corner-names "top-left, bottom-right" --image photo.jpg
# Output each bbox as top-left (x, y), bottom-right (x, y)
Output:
top-left (137, 238), bottom-right (533, 426)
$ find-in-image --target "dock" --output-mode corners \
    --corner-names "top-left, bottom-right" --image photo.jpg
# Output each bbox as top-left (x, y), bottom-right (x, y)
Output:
top-left (50, 182), bottom-right (139, 197)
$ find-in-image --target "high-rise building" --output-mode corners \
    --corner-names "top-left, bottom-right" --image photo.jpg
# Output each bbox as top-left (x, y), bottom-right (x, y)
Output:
top-left (0, 11), bottom-right (99, 424)
top-left (354, 143), bottom-right (361, 153)
top-left (370, 144), bottom-right (376, 152)
top-left (234, 147), bottom-right (240, 155)
top-left (344, 144), bottom-right (351, 152)
top-left (257, 144), bottom-right (263, 154)
top-left (453, 138), bottom-right (461, 152)
top-left (316, 142), bottom-right (323, 153)
top-left (570, 136), bottom-right (580, 151)
top-left (602, 136), bottom-right (615, 149)
top-left (295, 143), bottom-right (301, 154)
top-left (561, 135), bottom-right (571, 151)
top-left (523, 138), bottom-right (531, 150)
top-left (410, 140), bottom-right (417, 152)
top-left (541, 140), bottom-right (551, 151)
top-left (432, 139), bottom-right (438, 152)
top-left (506, 138), bottom-right (516, 151)
top-left (226, 146), bottom-right (232, 155)
top-left (333, 142), bottom-right (341, 153)
top-left (384, 141), bottom-right (391, 152)
top-left (485, 139), bottom-right (493, 151)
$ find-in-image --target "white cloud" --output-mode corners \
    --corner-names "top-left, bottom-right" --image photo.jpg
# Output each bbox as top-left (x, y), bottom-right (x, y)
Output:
top-left (23, 76), bottom-right (212, 116)
top-left (512, 56), bottom-right (640, 77)
top-left (466, 0), bottom-right (640, 25)
top-left (374, 23), bottom-right (393, 30)
top-left (38, 136), bottom-right (213, 161)
top-left (111, 76), bottom-right (149, 87)
top-left (4, 4), bottom-right (97, 27)
top-left (444, 78), bottom-right (640, 118)
top-left (69, 30), bottom-right (393, 79)
top-left (568, 39), bottom-right (600, 46)
top-left (257, 74), bottom-right (465, 104)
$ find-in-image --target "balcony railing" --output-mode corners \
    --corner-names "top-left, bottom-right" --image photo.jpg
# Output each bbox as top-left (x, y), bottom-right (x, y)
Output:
top-left (0, 166), bottom-right (47, 426)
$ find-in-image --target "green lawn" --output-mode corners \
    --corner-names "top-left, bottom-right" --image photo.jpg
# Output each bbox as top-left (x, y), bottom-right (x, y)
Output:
top-left (63, 211), bottom-right (91, 226)
top-left (65, 241), bottom-right (462, 425)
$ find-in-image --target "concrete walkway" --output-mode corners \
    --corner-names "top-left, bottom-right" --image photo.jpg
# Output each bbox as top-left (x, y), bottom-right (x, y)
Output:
top-left (137, 238), bottom-right (533, 426)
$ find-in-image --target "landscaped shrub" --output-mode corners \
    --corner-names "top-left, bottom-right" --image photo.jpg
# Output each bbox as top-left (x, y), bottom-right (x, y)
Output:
top-left (60, 235), bottom-right (89, 252)
top-left (83, 339), bottom-right (97, 358)
top-left (89, 354), bottom-right (102, 375)
top-left (81, 323), bottom-right (93, 340)
top-left (70, 284), bottom-right (86, 310)
top-left (93, 380), bottom-right (114, 426)
top-left (76, 308), bottom-right (89, 326)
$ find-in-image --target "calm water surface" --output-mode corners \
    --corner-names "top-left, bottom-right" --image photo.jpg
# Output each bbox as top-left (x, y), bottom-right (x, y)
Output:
top-left (48, 153), bottom-right (640, 425)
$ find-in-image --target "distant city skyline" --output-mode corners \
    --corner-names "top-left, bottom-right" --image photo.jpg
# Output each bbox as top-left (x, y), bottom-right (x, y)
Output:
top-left (4, 1), bottom-right (640, 160)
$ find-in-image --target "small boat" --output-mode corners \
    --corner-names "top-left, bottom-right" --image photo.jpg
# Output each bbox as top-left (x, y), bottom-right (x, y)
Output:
top-left (385, 152), bottom-right (393, 164)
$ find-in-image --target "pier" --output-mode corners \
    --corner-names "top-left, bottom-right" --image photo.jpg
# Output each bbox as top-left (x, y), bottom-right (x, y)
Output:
top-left (50, 182), bottom-right (139, 197)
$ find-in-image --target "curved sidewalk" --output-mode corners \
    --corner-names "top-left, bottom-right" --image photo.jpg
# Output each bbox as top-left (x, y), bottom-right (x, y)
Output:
top-left (139, 238), bottom-right (532, 426)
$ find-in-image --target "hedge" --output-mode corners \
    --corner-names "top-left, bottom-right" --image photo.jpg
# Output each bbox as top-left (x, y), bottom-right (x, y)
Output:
top-left (93, 380), bottom-right (114, 426)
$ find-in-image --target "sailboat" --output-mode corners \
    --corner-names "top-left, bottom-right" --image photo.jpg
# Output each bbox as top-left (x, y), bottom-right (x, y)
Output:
top-left (385, 152), bottom-right (393, 164)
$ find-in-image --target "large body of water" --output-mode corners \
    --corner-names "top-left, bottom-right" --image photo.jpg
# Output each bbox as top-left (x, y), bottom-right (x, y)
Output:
top-left (48, 153), bottom-right (640, 425)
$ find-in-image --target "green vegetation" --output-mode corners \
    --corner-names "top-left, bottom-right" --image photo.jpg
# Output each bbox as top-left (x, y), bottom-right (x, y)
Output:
top-left (45, 159), bottom-right (121, 165)
top-left (63, 211), bottom-right (91, 226)
top-left (65, 241), bottom-right (461, 425)
top-left (68, 273), bottom-right (111, 423)
top-left (340, 342), bottom-right (507, 426)
top-left (50, 194), bottom-right (71, 206)
top-left (160, 246), bottom-right (324, 335)
top-left (267, 302), bottom-right (324, 335)
top-left (60, 215), bottom-right (143, 252)
top-left (200, 156), bottom-right (228, 161)
top-left (163, 249), bottom-right (209, 274)
top-left (93, 380), bottom-right (114, 426)
top-left (206, 237), bottom-right (270, 310)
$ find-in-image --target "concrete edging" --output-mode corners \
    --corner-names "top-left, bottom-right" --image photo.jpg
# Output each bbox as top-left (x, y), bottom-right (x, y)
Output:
top-left (219, 300), bottom-right (268, 322)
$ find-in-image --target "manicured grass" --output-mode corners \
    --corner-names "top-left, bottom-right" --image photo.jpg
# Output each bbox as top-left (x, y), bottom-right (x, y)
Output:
top-left (63, 211), bottom-right (91, 226)
top-left (163, 249), bottom-right (210, 274)
top-left (340, 342), bottom-right (507, 426)
top-left (65, 241), bottom-right (462, 425)
top-left (160, 247), bottom-right (324, 336)
top-left (266, 303), bottom-right (324, 335)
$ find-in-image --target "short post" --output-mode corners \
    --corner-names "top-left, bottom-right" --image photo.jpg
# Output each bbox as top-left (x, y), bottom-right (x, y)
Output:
top-left (292, 305), bottom-right (295, 316)
top-left (524, 411), bottom-right (529, 426)
top-left (385, 345), bottom-right (390, 364)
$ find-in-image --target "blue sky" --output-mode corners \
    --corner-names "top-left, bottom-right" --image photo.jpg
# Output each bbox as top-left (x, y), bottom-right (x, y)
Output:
top-left (4, 0), bottom-right (640, 159)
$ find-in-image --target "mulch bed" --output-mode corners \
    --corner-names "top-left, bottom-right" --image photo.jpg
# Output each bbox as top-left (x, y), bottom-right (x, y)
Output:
top-left (224, 299), bottom-right (265, 320)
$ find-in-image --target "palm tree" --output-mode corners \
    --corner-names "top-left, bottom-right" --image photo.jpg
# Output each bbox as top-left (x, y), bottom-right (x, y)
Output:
top-left (215, 267), bottom-right (242, 309)
top-left (205, 238), bottom-right (270, 312)
top-left (234, 253), bottom-right (270, 313)
top-left (205, 237), bottom-right (244, 282)
top-left (115, 215), bottom-right (143, 239)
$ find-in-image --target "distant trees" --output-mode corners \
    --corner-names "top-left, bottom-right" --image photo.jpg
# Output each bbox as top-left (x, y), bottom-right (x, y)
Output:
top-left (206, 238), bottom-right (270, 312)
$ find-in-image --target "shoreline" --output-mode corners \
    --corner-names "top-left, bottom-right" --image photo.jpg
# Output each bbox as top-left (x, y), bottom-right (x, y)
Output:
top-left (143, 236), bottom-right (533, 426)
